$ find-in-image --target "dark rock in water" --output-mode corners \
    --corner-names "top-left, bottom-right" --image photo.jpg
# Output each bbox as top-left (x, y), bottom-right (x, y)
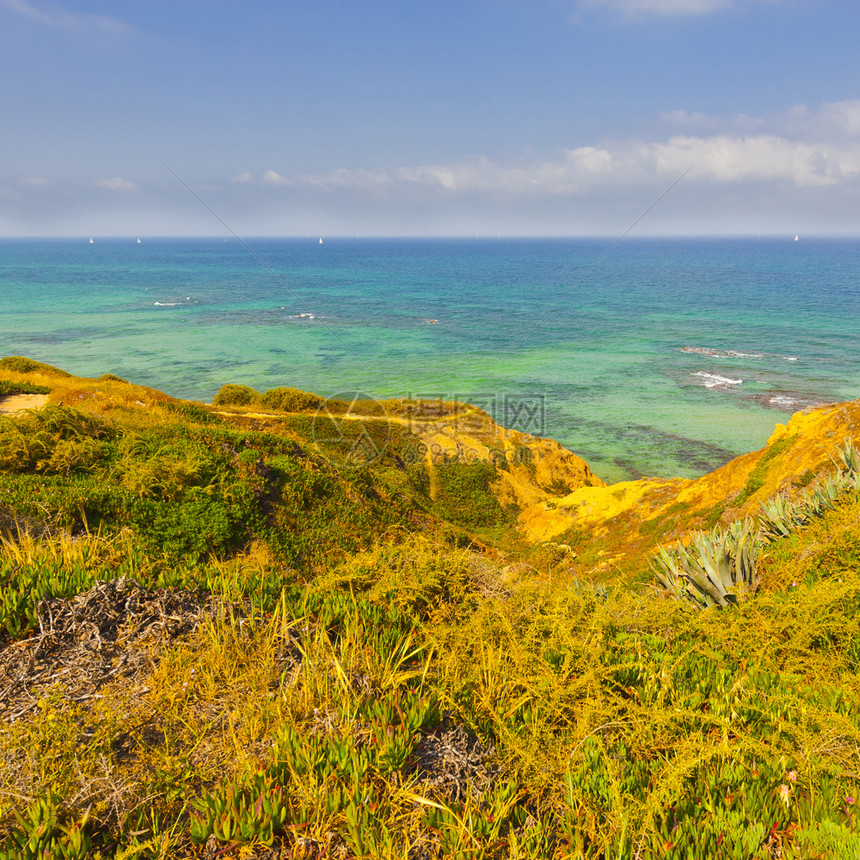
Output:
top-left (614, 458), bottom-right (645, 481)
top-left (744, 391), bottom-right (833, 412)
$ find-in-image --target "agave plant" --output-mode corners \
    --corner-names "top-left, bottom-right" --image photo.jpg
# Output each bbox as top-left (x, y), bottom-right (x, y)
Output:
top-left (653, 521), bottom-right (758, 610)
top-left (657, 438), bottom-right (860, 609)
top-left (758, 494), bottom-right (806, 543)
top-left (809, 479), bottom-right (842, 512)
top-left (834, 437), bottom-right (860, 476)
top-left (834, 438), bottom-right (860, 495)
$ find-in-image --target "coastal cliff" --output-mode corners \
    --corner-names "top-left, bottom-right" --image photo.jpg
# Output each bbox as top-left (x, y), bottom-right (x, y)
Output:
top-left (1, 355), bottom-right (858, 567)
top-left (520, 399), bottom-right (860, 569)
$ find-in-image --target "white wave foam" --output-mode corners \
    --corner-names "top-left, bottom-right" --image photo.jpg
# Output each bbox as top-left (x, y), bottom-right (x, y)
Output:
top-left (153, 301), bottom-right (183, 306)
top-left (783, 356), bottom-right (798, 361)
top-left (682, 346), bottom-right (763, 359)
top-left (289, 312), bottom-right (316, 320)
top-left (768, 394), bottom-right (800, 408)
top-left (692, 371), bottom-right (743, 389)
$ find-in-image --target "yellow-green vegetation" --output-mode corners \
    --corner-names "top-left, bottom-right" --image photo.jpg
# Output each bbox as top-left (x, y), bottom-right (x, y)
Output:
top-left (1, 360), bottom-right (860, 858)
top-left (0, 382), bottom-right (50, 398)
top-left (652, 440), bottom-right (860, 609)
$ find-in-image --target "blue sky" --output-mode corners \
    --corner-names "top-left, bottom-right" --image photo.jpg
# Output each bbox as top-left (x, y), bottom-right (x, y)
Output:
top-left (2, 0), bottom-right (860, 236)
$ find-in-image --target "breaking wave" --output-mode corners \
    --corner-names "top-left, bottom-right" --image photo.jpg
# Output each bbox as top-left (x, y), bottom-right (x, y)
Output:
top-left (692, 371), bottom-right (743, 389)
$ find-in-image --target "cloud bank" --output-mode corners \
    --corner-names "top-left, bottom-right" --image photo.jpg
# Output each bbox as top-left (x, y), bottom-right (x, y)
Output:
top-left (244, 101), bottom-right (860, 197)
top-left (6, 100), bottom-right (860, 236)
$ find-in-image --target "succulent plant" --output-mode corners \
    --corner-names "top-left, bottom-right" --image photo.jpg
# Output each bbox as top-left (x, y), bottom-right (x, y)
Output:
top-left (656, 438), bottom-right (860, 609)
top-left (189, 772), bottom-right (288, 847)
top-left (834, 437), bottom-right (860, 476)
top-left (1, 795), bottom-right (92, 860)
top-left (758, 494), bottom-right (806, 542)
top-left (653, 521), bottom-right (758, 609)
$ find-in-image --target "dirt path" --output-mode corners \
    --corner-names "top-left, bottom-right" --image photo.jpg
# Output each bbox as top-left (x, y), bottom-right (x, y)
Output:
top-left (0, 393), bottom-right (48, 415)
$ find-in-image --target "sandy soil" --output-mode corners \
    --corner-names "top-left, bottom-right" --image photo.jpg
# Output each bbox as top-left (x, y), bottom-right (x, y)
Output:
top-left (0, 393), bottom-right (48, 415)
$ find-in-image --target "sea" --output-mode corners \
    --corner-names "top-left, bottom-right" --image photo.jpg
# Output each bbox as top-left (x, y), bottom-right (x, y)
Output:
top-left (1, 236), bottom-right (858, 484)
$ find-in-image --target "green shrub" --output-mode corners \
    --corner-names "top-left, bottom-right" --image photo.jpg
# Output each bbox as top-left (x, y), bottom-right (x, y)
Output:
top-left (212, 384), bottom-right (259, 407)
top-left (0, 380), bottom-right (50, 396)
top-left (0, 356), bottom-right (70, 376)
top-left (164, 400), bottom-right (221, 424)
top-left (434, 460), bottom-right (511, 528)
top-left (319, 537), bottom-right (476, 621)
top-left (260, 386), bottom-right (322, 413)
top-left (0, 407), bottom-right (116, 474)
top-left (44, 437), bottom-right (108, 475)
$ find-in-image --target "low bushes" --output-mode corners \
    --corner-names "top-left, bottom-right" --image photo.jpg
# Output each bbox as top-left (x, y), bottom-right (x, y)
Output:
top-left (212, 383), bottom-right (323, 413)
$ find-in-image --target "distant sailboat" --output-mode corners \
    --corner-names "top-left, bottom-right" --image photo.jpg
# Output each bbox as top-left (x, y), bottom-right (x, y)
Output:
top-left (89, 238), bottom-right (93, 244)
top-left (319, 238), bottom-right (323, 245)
top-left (794, 235), bottom-right (799, 242)
top-left (137, 237), bottom-right (141, 244)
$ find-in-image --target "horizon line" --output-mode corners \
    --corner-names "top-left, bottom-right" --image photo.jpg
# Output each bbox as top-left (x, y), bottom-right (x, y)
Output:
top-left (2, 232), bottom-right (859, 241)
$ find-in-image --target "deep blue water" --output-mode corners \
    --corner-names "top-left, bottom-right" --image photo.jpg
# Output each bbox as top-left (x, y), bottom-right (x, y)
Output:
top-left (1, 236), bottom-right (858, 482)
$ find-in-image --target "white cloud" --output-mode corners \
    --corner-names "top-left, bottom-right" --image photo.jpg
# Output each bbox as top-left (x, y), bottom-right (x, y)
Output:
top-left (581, 0), bottom-right (728, 15)
top-left (807, 100), bottom-right (860, 137)
top-left (659, 109), bottom-right (763, 132)
top-left (234, 99), bottom-right (860, 200)
top-left (661, 99), bottom-right (860, 140)
top-left (20, 176), bottom-right (51, 188)
top-left (732, 113), bottom-right (765, 132)
top-left (206, 98), bottom-right (859, 238)
top-left (0, 0), bottom-right (128, 32)
top-left (95, 176), bottom-right (137, 192)
top-left (262, 169), bottom-right (290, 187)
top-left (652, 135), bottom-right (860, 186)
top-left (289, 152), bottom-right (611, 195)
top-left (275, 132), bottom-right (860, 197)
top-left (738, 98), bottom-right (860, 143)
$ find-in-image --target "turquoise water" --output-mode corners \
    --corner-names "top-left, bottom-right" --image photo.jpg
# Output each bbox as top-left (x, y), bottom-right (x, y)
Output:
top-left (1, 236), bottom-right (858, 482)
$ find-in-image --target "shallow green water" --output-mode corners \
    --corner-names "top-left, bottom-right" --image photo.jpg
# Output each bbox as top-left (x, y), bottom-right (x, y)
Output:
top-left (1, 236), bottom-right (858, 482)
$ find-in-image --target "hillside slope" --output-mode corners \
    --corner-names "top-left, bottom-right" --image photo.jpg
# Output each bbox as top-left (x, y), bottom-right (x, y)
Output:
top-left (520, 400), bottom-right (860, 571)
top-left (1, 357), bottom-right (859, 860)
